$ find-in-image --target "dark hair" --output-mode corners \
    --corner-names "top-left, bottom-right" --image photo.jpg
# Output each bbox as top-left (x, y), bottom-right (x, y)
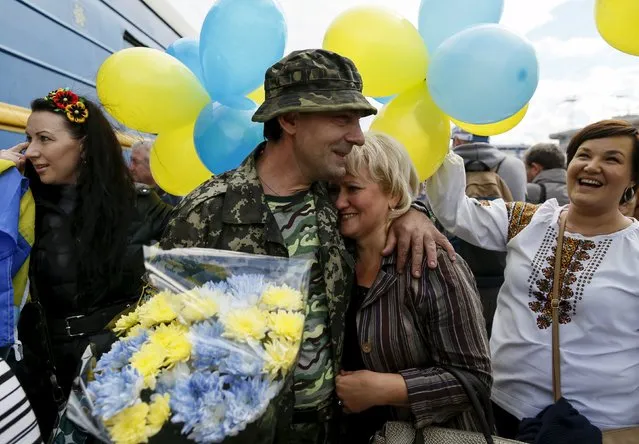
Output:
top-left (27, 96), bottom-right (136, 299)
top-left (566, 119), bottom-right (639, 203)
top-left (263, 118), bottom-right (283, 141)
top-left (525, 143), bottom-right (566, 170)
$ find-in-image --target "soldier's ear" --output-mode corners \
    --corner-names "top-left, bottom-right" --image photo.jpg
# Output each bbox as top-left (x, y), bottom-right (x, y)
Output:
top-left (278, 113), bottom-right (299, 136)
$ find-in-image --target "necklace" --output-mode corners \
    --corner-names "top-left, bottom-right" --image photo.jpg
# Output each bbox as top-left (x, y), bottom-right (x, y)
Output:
top-left (259, 176), bottom-right (281, 196)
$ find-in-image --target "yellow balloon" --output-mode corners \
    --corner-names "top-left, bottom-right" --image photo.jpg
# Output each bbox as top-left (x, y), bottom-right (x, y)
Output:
top-left (596, 0), bottom-right (639, 56)
top-left (150, 123), bottom-right (212, 196)
top-left (370, 82), bottom-right (450, 181)
top-left (97, 48), bottom-right (211, 133)
top-left (247, 85), bottom-right (265, 105)
top-left (323, 6), bottom-right (428, 98)
top-left (451, 104), bottom-right (529, 136)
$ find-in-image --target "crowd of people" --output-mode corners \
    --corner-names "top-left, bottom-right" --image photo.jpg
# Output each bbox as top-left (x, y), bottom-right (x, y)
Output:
top-left (0, 48), bottom-right (637, 444)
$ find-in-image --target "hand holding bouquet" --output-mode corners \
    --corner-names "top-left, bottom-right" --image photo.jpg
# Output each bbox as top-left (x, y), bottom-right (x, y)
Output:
top-left (67, 248), bottom-right (311, 444)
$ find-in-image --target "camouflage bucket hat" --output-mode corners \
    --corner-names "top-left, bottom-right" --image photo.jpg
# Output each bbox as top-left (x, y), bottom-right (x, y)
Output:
top-left (252, 49), bottom-right (378, 122)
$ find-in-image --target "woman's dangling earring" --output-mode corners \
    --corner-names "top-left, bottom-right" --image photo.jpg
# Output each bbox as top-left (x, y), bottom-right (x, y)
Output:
top-left (623, 186), bottom-right (636, 203)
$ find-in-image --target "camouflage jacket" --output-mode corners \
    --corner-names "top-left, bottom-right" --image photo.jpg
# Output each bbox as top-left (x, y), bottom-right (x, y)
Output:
top-left (159, 144), bottom-right (354, 438)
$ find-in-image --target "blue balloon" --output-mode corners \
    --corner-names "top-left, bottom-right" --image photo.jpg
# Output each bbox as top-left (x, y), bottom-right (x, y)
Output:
top-left (194, 103), bottom-right (263, 175)
top-left (427, 24), bottom-right (539, 125)
top-left (374, 95), bottom-right (396, 105)
top-left (166, 38), bottom-right (205, 85)
top-left (418, 0), bottom-right (504, 53)
top-left (199, 0), bottom-right (287, 109)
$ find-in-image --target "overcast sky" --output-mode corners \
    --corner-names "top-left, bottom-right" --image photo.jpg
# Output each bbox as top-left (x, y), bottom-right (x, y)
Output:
top-left (168, 0), bottom-right (639, 145)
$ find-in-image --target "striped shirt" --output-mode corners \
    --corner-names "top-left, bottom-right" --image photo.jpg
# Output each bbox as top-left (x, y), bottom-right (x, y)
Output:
top-left (0, 359), bottom-right (41, 444)
top-left (353, 249), bottom-right (492, 431)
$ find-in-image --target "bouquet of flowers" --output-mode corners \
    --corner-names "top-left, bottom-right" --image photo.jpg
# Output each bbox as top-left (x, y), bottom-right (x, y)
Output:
top-left (66, 247), bottom-right (311, 444)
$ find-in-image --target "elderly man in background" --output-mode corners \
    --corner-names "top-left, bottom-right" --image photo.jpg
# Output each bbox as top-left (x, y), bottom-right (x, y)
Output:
top-left (128, 140), bottom-right (181, 206)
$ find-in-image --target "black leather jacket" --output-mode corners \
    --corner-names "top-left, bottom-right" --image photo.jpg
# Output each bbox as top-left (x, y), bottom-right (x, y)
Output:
top-left (30, 183), bottom-right (173, 318)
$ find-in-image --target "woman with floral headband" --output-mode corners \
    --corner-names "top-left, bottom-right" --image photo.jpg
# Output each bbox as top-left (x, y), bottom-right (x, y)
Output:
top-left (0, 88), bottom-right (173, 438)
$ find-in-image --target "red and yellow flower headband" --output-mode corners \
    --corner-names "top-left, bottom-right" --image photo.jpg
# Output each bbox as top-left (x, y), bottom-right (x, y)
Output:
top-left (44, 88), bottom-right (89, 124)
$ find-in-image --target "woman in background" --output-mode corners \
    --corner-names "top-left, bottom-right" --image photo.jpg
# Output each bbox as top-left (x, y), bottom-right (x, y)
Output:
top-left (426, 120), bottom-right (639, 437)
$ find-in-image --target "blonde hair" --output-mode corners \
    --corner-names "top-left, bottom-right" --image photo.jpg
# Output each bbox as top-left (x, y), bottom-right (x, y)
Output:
top-left (344, 131), bottom-right (420, 220)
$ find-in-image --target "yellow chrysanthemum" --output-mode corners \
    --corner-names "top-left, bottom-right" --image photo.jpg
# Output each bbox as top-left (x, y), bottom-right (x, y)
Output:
top-left (263, 338), bottom-right (298, 377)
top-left (113, 311), bottom-right (140, 335)
top-left (146, 394), bottom-right (171, 437)
top-left (260, 284), bottom-right (304, 311)
top-left (222, 307), bottom-right (268, 342)
top-left (267, 310), bottom-right (305, 343)
top-left (179, 292), bottom-right (219, 324)
top-left (105, 402), bottom-right (150, 444)
top-left (137, 291), bottom-right (178, 328)
top-left (130, 342), bottom-right (166, 380)
top-left (149, 323), bottom-right (191, 366)
top-left (124, 324), bottom-right (145, 340)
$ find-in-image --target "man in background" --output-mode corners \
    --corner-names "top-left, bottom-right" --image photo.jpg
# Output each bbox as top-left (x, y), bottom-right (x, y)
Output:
top-left (451, 127), bottom-right (527, 201)
top-left (128, 140), bottom-right (181, 206)
top-left (524, 142), bottom-right (569, 205)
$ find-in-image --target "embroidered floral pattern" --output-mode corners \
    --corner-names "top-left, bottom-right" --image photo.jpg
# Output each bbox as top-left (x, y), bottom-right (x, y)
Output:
top-left (475, 200), bottom-right (492, 207)
top-left (527, 227), bottom-right (612, 329)
top-left (506, 202), bottom-right (540, 241)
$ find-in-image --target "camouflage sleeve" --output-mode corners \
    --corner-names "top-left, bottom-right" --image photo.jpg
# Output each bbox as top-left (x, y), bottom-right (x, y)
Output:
top-left (159, 197), bottom-right (223, 249)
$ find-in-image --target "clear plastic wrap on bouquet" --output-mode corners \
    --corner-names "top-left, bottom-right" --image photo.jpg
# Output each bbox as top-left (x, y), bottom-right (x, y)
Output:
top-left (67, 247), bottom-right (312, 444)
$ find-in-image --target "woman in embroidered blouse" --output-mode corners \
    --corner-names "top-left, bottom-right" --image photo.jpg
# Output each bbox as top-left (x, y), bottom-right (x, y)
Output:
top-left (332, 132), bottom-right (491, 443)
top-left (426, 119), bottom-right (639, 436)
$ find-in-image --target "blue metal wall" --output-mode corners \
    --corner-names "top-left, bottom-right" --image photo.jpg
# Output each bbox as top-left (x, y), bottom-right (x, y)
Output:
top-left (0, 0), bottom-right (181, 147)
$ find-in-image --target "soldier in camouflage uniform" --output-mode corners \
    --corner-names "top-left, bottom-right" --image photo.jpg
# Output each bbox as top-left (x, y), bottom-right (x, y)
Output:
top-left (159, 49), bottom-right (452, 444)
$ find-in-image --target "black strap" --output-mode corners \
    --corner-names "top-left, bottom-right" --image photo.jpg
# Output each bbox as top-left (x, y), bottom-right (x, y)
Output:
top-left (26, 258), bottom-right (69, 406)
top-left (443, 366), bottom-right (496, 444)
top-left (465, 157), bottom-right (506, 174)
top-left (465, 160), bottom-right (491, 172)
top-left (47, 301), bottom-right (132, 338)
top-left (406, 298), bottom-right (496, 443)
top-left (415, 427), bottom-right (425, 444)
top-left (24, 287), bottom-right (66, 406)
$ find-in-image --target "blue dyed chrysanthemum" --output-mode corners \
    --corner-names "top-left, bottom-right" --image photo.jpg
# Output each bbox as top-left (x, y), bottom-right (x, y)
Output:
top-left (222, 374), bottom-right (272, 435)
top-left (156, 362), bottom-right (191, 394)
top-left (88, 366), bottom-right (143, 419)
top-left (202, 280), bottom-right (229, 294)
top-left (226, 274), bottom-right (266, 305)
top-left (218, 349), bottom-right (263, 377)
top-left (170, 371), bottom-right (228, 443)
top-left (94, 332), bottom-right (148, 373)
top-left (190, 320), bottom-right (229, 370)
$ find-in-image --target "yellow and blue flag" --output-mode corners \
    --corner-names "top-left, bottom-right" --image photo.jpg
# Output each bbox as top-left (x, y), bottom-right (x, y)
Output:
top-left (0, 159), bottom-right (34, 349)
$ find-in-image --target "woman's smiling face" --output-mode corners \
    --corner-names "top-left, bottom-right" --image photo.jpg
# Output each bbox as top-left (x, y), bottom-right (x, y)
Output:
top-left (567, 136), bottom-right (635, 211)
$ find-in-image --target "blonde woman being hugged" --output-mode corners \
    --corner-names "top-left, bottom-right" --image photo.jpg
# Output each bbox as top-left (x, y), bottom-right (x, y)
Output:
top-left (332, 132), bottom-right (491, 444)
top-left (426, 120), bottom-right (639, 439)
